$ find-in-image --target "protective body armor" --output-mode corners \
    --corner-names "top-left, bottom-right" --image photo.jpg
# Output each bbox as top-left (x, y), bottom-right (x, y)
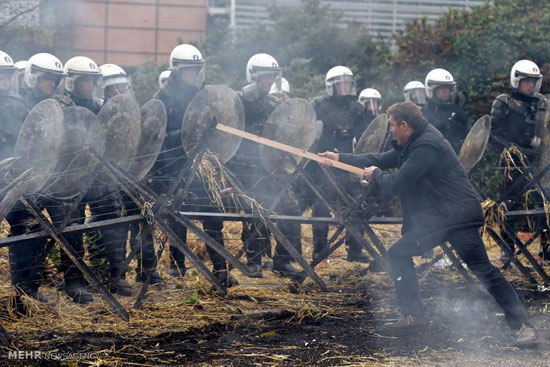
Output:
top-left (421, 100), bottom-right (469, 153)
top-left (151, 84), bottom-right (199, 190)
top-left (490, 91), bottom-right (546, 154)
top-left (54, 92), bottom-right (103, 115)
top-left (312, 95), bottom-right (369, 154)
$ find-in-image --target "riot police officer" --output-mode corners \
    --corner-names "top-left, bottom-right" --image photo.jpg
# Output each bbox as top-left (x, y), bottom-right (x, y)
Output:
top-left (99, 63), bottom-right (164, 286)
top-left (48, 56), bottom-right (104, 303)
top-left (228, 53), bottom-right (303, 277)
top-left (23, 53), bottom-right (64, 109)
top-left (403, 81), bottom-right (427, 108)
top-left (309, 66), bottom-right (369, 263)
top-left (0, 50), bottom-right (43, 300)
top-left (422, 69), bottom-right (469, 153)
top-left (358, 87), bottom-right (382, 128)
top-left (490, 59), bottom-right (548, 262)
top-left (150, 44), bottom-right (235, 287)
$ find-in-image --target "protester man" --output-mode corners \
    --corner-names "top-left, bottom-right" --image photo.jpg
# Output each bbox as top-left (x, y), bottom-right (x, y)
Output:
top-left (319, 101), bottom-right (537, 347)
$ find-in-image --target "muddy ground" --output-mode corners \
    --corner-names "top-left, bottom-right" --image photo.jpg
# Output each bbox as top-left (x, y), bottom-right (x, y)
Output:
top-left (0, 223), bottom-right (549, 366)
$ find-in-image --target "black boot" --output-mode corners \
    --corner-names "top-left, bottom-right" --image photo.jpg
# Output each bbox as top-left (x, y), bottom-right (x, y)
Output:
top-left (135, 269), bottom-right (165, 285)
top-left (58, 279), bottom-right (93, 304)
top-left (346, 250), bottom-right (370, 263)
top-left (272, 260), bottom-right (299, 277)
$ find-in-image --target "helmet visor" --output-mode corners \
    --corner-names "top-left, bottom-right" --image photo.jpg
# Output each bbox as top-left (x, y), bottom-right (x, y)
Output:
top-left (0, 68), bottom-right (17, 96)
top-left (405, 88), bottom-right (427, 106)
top-left (516, 75), bottom-right (542, 96)
top-left (429, 83), bottom-right (456, 104)
top-left (72, 74), bottom-right (102, 100)
top-left (327, 75), bottom-right (355, 96)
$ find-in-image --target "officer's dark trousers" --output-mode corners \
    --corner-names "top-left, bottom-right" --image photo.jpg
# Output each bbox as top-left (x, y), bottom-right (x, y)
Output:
top-left (500, 162), bottom-right (550, 259)
top-left (387, 225), bottom-right (528, 330)
top-left (7, 203), bottom-right (43, 294)
top-left (272, 190), bottom-right (303, 263)
top-left (311, 181), bottom-right (363, 255)
top-left (87, 194), bottom-right (127, 282)
top-left (124, 195), bottom-right (158, 276)
top-left (43, 199), bottom-right (87, 287)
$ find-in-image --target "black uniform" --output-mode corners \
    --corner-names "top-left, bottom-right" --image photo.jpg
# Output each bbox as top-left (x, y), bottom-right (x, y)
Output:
top-left (421, 99), bottom-right (469, 153)
top-left (309, 94), bottom-right (370, 257)
top-left (47, 92), bottom-right (107, 298)
top-left (1, 95), bottom-right (41, 296)
top-left (149, 82), bottom-right (229, 280)
top-left (490, 91), bottom-right (549, 258)
top-left (340, 118), bottom-right (528, 330)
top-left (227, 92), bottom-right (303, 268)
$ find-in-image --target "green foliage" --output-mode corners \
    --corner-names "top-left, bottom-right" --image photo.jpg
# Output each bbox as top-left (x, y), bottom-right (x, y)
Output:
top-left (127, 61), bottom-right (167, 105)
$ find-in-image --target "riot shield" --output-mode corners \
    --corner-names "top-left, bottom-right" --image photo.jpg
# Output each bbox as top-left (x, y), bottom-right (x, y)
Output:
top-left (41, 106), bottom-right (106, 200)
top-left (97, 94), bottom-right (141, 168)
top-left (128, 99), bottom-right (167, 180)
top-left (259, 98), bottom-right (318, 175)
top-left (354, 114), bottom-right (389, 154)
top-left (536, 99), bottom-right (550, 187)
top-left (458, 115), bottom-right (491, 174)
top-left (12, 99), bottom-right (64, 194)
top-left (181, 85), bottom-right (245, 163)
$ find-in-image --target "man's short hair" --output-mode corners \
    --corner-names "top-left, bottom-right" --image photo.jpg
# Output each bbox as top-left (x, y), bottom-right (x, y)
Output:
top-left (387, 101), bottom-right (423, 129)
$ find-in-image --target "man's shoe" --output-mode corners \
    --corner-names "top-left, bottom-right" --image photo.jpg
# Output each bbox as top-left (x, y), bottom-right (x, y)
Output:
top-left (272, 261), bottom-right (300, 277)
top-left (514, 324), bottom-right (538, 348)
top-left (346, 251), bottom-right (369, 263)
top-left (246, 263), bottom-right (263, 278)
top-left (110, 279), bottom-right (133, 296)
top-left (135, 270), bottom-right (165, 285)
top-left (383, 315), bottom-right (428, 330)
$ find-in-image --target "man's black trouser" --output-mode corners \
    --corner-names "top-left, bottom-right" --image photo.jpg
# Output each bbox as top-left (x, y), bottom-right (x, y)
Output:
top-left (7, 202), bottom-right (43, 294)
top-left (387, 225), bottom-right (528, 330)
top-left (42, 198), bottom-right (87, 287)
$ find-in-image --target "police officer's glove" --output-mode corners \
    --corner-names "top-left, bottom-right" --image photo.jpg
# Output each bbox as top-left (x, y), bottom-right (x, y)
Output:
top-left (449, 112), bottom-right (466, 125)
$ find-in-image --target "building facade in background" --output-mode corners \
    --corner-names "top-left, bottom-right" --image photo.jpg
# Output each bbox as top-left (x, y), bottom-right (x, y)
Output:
top-left (208, 0), bottom-right (486, 43)
top-left (1, 0), bottom-right (207, 66)
top-left (46, 0), bottom-right (207, 66)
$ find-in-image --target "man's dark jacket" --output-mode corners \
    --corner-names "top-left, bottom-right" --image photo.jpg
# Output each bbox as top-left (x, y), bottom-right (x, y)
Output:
top-left (339, 118), bottom-right (483, 234)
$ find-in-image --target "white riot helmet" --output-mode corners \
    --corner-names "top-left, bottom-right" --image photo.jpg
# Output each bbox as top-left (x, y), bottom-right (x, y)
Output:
top-left (14, 60), bottom-right (27, 72)
top-left (25, 53), bottom-right (64, 94)
top-left (64, 56), bottom-right (102, 100)
top-left (425, 68), bottom-right (456, 104)
top-left (358, 88), bottom-right (382, 113)
top-left (169, 44), bottom-right (205, 88)
top-left (158, 69), bottom-right (171, 89)
top-left (325, 66), bottom-right (356, 97)
top-left (0, 50), bottom-right (17, 96)
top-left (510, 60), bottom-right (542, 96)
top-left (245, 53), bottom-right (282, 96)
top-left (100, 63), bottom-right (132, 100)
top-left (269, 77), bottom-right (289, 95)
top-left (403, 81), bottom-right (427, 106)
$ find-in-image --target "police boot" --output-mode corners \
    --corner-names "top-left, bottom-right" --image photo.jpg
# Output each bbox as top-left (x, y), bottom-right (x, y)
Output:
top-left (346, 240), bottom-right (369, 263)
top-left (272, 256), bottom-right (299, 277)
top-left (103, 229), bottom-right (132, 296)
top-left (169, 244), bottom-right (186, 279)
top-left (58, 278), bottom-right (93, 305)
top-left (213, 269), bottom-right (239, 288)
top-left (135, 269), bottom-right (165, 285)
top-left (346, 250), bottom-right (370, 263)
